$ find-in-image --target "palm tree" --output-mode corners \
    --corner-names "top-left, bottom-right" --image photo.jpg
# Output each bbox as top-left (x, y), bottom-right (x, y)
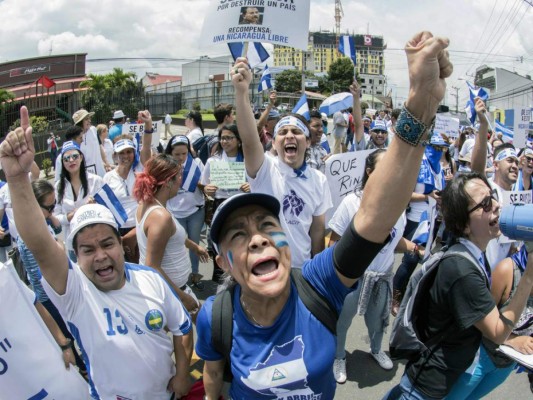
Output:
top-left (105, 68), bottom-right (137, 90)
top-left (80, 74), bottom-right (109, 92)
top-left (0, 89), bottom-right (15, 104)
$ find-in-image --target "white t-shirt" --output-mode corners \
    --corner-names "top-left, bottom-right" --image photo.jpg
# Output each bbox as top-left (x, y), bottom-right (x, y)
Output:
top-left (137, 205), bottom-right (191, 288)
top-left (329, 192), bottom-right (406, 274)
top-left (103, 168), bottom-right (139, 229)
top-left (41, 262), bottom-right (191, 400)
top-left (248, 156), bottom-right (332, 268)
top-left (54, 173), bottom-right (104, 251)
top-left (486, 179), bottom-right (515, 269)
top-left (81, 126), bottom-right (106, 177)
top-left (102, 138), bottom-right (114, 166)
top-left (0, 183), bottom-right (15, 239)
top-left (168, 158), bottom-right (205, 219)
top-left (187, 128), bottom-right (203, 146)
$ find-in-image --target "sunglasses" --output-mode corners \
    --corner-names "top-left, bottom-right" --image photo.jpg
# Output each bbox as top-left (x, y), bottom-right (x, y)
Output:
top-left (63, 153), bottom-right (81, 163)
top-left (40, 201), bottom-right (56, 213)
top-left (468, 190), bottom-right (497, 214)
top-left (524, 156), bottom-right (533, 164)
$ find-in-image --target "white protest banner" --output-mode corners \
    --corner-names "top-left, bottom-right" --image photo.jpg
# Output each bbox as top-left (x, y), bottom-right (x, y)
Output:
top-left (434, 114), bottom-right (460, 140)
top-left (513, 108), bottom-right (532, 149)
top-left (501, 190), bottom-right (533, 207)
top-left (0, 262), bottom-right (89, 399)
top-left (122, 120), bottom-right (162, 149)
top-left (325, 150), bottom-right (373, 209)
top-left (200, 0), bottom-right (310, 51)
top-left (210, 161), bottom-right (246, 189)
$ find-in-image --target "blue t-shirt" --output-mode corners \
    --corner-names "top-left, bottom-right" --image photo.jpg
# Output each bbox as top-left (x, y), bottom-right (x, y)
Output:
top-left (196, 246), bottom-right (353, 400)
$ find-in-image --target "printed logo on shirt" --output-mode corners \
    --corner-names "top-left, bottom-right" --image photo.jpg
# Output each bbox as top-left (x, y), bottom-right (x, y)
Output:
top-left (116, 396), bottom-right (133, 400)
top-left (144, 309), bottom-right (164, 331)
top-left (282, 190), bottom-right (305, 220)
top-left (241, 335), bottom-right (322, 399)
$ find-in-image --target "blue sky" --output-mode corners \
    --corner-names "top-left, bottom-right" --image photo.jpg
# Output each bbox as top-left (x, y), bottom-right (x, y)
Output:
top-left (0, 0), bottom-right (531, 106)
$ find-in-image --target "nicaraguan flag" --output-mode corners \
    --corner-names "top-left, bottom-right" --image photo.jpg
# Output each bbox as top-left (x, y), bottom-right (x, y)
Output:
top-left (292, 93), bottom-right (310, 121)
top-left (258, 65), bottom-right (273, 93)
top-left (495, 120), bottom-right (514, 143)
top-left (94, 184), bottom-right (128, 227)
top-left (464, 81), bottom-right (490, 125)
top-left (320, 134), bottom-right (331, 154)
top-left (228, 42), bottom-right (270, 68)
top-left (465, 99), bottom-right (476, 126)
top-left (338, 35), bottom-right (356, 65)
top-left (181, 154), bottom-right (202, 193)
top-left (412, 210), bottom-right (430, 246)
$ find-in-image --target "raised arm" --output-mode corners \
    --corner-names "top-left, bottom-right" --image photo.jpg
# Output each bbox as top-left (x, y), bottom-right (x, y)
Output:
top-left (470, 97), bottom-right (488, 175)
top-left (0, 107), bottom-right (69, 293)
top-left (139, 110), bottom-right (154, 165)
top-left (256, 90), bottom-right (276, 130)
top-left (231, 59), bottom-right (266, 178)
top-left (335, 32), bottom-right (453, 287)
top-left (350, 81), bottom-right (365, 145)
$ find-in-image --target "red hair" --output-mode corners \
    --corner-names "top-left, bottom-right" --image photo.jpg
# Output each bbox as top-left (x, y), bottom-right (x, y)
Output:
top-left (133, 154), bottom-right (181, 203)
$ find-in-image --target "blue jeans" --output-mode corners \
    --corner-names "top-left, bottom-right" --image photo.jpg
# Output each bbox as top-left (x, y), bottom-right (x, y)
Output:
top-left (336, 279), bottom-right (389, 359)
top-left (177, 206), bottom-right (205, 275)
top-left (383, 374), bottom-right (438, 400)
top-left (444, 345), bottom-right (515, 399)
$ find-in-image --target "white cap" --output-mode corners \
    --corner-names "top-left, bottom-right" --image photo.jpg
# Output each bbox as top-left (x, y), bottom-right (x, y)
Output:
top-left (68, 204), bottom-right (118, 248)
top-left (113, 110), bottom-right (126, 120)
top-left (113, 139), bottom-right (135, 153)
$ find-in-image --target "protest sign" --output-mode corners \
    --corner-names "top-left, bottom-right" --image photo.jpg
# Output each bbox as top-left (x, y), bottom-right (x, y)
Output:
top-left (325, 150), bottom-right (373, 209)
top-left (200, 0), bottom-right (311, 51)
top-left (434, 114), bottom-right (460, 140)
top-left (122, 120), bottom-right (162, 148)
top-left (0, 262), bottom-right (89, 399)
top-left (210, 161), bottom-right (246, 189)
top-left (513, 108), bottom-right (531, 149)
top-left (500, 190), bottom-right (532, 207)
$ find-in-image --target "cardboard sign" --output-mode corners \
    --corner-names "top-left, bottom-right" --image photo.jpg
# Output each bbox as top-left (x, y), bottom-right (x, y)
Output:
top-left (514, 108), bottom-right (531, 149)
top-left (210, 161), bottom-right (246, 189)
top-left (200, 0), bottom-right (310, 51)
top-left (434, 114), bottom-right (460, 140)
top-left (0, 262), bottom-right (89, 399)
top-left (122, 120), bottom-right (162, 148)
top-left (325, 150), bottom-right (373, 209)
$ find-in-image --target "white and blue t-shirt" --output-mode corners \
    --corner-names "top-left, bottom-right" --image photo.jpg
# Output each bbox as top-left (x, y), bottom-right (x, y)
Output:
top-left (196, 247), bottom-right (352, 400)
top-left (41, 262), bottom-right (191, 400)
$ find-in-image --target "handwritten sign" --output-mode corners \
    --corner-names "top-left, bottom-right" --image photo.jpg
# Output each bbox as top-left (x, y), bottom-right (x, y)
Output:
top-left (513, 108), bottom-right (532, 149)
top-left (0, 262), bottom-right (88, 399)
top-left (325, 150), bottom-right (373, 209)
top-left (210, 161), bottom-right (246, 189)
top-left (200, 0), bottom-right (310, 51)
top-left (434, 114), bottom-right (460, 140)
top-left (122, 120), bottom-right (162, 148)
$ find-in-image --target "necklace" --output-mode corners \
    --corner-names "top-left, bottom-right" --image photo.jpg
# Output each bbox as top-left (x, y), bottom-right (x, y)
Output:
top-left (240, 297), bottom-right (264, 327)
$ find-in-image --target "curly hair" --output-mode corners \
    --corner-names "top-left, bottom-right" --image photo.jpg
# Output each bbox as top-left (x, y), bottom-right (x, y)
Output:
top-left (133, 154), bottom-right (180, 203)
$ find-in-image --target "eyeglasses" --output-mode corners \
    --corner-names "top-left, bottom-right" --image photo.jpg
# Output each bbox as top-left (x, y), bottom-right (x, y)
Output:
top-left (40, 201), bottom-right (56, 213)
top-left (468, 190), bottom-right (497, 214)
top-left (63, 153), bottom-right (80, 163)
top-left (220, 136), bottom-right (236, 142)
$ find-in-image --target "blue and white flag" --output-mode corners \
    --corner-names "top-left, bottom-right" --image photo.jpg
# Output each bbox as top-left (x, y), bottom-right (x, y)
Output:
top-left (495, 120), bottom-right (514, 143)
top-left (412, 210), bottom-right (430, 246)
top-left (181, 154), bottom-right (202, 193)
top-left (464, 81), bottom-right (490, 125)
top-left (228, 42), bottom-right (270, 68)
top-left (338, 35), bottom-right (356, 65)
top-left (94, 184), bottom-right (128, 227)
top-left (465, 100), bottom-right (476, 126)
top-left (292, 93), bottom-right (310, 121)
top-left (258, 65), bottom-right (273, 93)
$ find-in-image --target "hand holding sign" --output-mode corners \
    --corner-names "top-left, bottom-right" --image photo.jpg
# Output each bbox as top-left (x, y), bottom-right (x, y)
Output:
top-left (0, 106), bottom-right (35, 180)
top-left (231, 57), bottom-right (252, 94)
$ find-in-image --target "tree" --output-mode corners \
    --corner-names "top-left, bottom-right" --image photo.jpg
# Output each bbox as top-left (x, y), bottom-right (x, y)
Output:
top-left (275, 69), bottom-right (302, 93)
top-left (328, 58), bottom-right (358, 93)
top-left (0, 89), bottom-right (15, 104)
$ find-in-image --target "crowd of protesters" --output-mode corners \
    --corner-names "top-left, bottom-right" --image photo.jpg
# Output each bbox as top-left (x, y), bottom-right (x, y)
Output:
top-left (2, 30), bottom-right (533, 400)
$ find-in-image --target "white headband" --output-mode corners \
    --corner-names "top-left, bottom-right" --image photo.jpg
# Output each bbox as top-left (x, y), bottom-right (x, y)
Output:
top-left (273, 116), bottom-right (310, 138)
top-left (171, 135), bottom-right (189, 147)
top-left (495, 148), bottom-right (518, 162)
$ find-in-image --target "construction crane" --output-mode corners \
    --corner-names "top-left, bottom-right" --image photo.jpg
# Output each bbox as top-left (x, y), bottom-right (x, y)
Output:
top-left (334, 0), bottom-right (344, 49)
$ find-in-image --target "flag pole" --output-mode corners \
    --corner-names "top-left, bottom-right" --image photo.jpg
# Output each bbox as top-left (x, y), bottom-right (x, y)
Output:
top-left (241, 42), bottom-right (249, 58)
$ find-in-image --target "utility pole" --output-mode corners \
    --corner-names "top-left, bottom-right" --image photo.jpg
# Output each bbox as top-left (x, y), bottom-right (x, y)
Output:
top-left (450, 86), bottom-right (460, 114)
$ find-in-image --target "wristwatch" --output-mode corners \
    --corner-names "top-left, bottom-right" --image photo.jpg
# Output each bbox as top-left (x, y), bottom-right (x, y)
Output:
top-left (59, 338), bottom-right (72, 351)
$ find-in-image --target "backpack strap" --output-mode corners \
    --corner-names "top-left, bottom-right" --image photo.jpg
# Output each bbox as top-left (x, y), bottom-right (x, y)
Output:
top-left (211, 285), bottom-right (236, 382)
top-left (290, 268), bottom-right (338, 335)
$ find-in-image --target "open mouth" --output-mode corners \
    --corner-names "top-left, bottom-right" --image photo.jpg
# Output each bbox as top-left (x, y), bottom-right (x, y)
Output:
top-left (251, 258), bottom-right (279, 277)
top-left (96, 266), bottom-right (114, 278)
top-left (284, 144), bottom-right (297, 155)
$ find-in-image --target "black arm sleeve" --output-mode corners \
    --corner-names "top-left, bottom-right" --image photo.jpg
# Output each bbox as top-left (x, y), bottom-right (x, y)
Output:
top-left (333, 220), bottom-right (388, 279)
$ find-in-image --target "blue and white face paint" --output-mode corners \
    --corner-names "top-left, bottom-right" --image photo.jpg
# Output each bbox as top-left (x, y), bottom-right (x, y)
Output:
top-left (269, 231), bottom-right (289, 248)
top-left (273, 116), bottom-right (310, 138)
top-left (226, 250), bottom-right (235, 270)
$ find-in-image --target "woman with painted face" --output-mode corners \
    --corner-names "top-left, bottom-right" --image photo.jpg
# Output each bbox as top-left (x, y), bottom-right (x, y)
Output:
top-left (200, 124), bottom-right (250, 283)
top-left (165, 135), bottom-right (207, 290)
top-left (54, 140), bottom-right (103, 259)
top-left (195, 31), bottom-right (454, 400)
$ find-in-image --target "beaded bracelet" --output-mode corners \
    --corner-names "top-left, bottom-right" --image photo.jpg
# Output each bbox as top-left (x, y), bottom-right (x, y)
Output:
top-left (144, 128), bottom-right (154, 134)
top-left (395, 104), bottom-right (436, 147)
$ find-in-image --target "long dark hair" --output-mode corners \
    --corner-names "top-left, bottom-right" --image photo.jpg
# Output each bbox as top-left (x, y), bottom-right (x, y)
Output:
top-left (32, 179), bottom-right (55, 205)
top-left (358, 149), bottom-right (386, 192)
top-left (215, 124), bottom-right (244, 159)
top-left (165, 135), bottom-right (192, 156)
top-left (57, 150), bottom-right (89, 204)
top-left (187, 111), bottom-right (204, 135)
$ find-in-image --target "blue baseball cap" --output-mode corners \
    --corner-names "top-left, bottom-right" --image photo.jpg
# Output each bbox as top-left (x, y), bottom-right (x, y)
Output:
top-left (61, 140), bottom-right (81, 155)
top-left (430, 132), bottom-right (450, 147)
